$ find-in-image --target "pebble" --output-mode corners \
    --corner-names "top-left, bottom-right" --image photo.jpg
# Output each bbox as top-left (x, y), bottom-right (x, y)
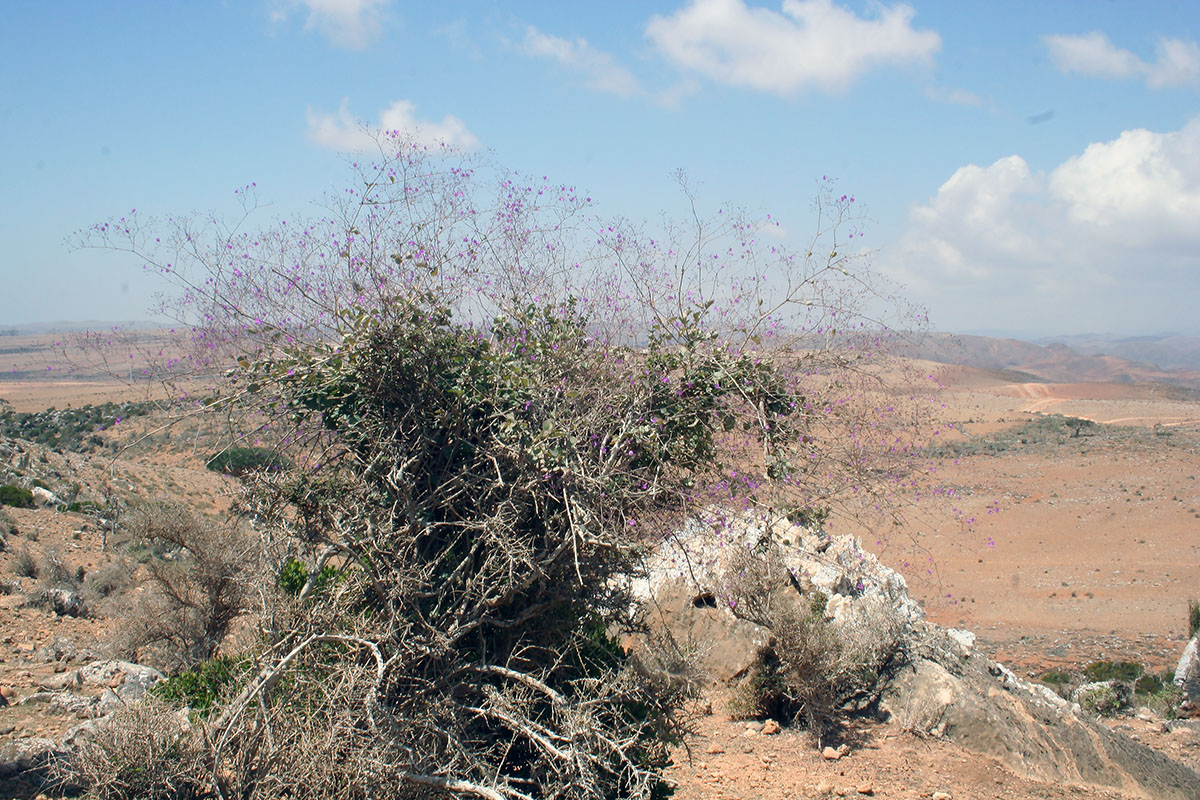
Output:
top-left (822, 746), bottom-right (842, 760)
top-left (762, 718), bottom-right (780, 735)
top-left (705, 742), bottom-right (725, 755)
top-left (932, 792), bottom-right (953, 800)
top-left (857, 784), bottom-right (874, 795)
top-left (815, 779), bottom-right (836, 795)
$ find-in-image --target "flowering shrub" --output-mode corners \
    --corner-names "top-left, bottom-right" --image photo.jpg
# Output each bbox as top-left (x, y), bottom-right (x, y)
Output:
top-left (73, 135), bottom-right (945, 799)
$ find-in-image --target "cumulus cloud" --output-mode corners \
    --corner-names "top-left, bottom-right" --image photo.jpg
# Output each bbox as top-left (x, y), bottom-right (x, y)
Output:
top-left (645, 0), bottom-right (940, 94)
top-left (881, 119), bottom-right (1200, 331)
top-left (273, 0), bottom-right (390, 50)
top-left (306, 99), bottom-right (479, 151)
top-left (1044, 31), bottom-right (1200, 88)
top-left (521, 26), bottom-right (643, 97)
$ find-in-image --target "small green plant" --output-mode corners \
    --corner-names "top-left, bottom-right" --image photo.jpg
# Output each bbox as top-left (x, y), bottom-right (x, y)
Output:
top-left (1188, 599), bottom-right (1200, 638)
top-left (1075, 682), bottom-right (1128, 716)
top-left (151, 655), bottom-right (247, 714)
top-left (60, 500), bottom-right (103, 514)
top-left (1083, 660), bottom-right (1142, 683)
top-left (1135, 672), bottom-right (1166, 695)
top-left (1039, 669), bottom-right (1072, 686)
top-left (0, 484), bottom-right (34, 509)
top-left (205, 446), bottom-right (291, 478)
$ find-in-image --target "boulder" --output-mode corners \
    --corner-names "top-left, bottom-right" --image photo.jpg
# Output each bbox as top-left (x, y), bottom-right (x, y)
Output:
top-left (31, 486), bottom-right (60, 507)
top-left (1174, 635), bottom-right (1200, 701)
top-left (37, 588), bottom-right (87, 618)
top-left (641, 510), bottom-right (1200, 800)
top-left (79, 659), bottom-right (165, 694)
top-left (881, 629), bottom-right (1198, 799)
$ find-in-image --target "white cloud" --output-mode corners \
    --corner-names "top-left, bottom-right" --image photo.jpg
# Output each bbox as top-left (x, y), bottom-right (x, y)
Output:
top-left (521, 26), bottom-right (643, 97)
top-left (275, 0), bottom-right (390, 50)
top-left (881, 119), bottom-right (1200, 332)
top-left (1044, 31), bottom-right (1200, 89)
top-left (925, 86), bottom-right (984, 107)
top-left (306, 99), bottom-right (479, 151)
top-left (645, 0), bottom-right (940, 95)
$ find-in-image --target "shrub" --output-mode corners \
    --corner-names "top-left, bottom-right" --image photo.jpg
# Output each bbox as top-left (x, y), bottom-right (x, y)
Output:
top-left (76, 138), bottom-right (941, 799)
top-left (12, 547), bottom-right (37, 578)
top-left (1189, 599), bottom-right (1200, 638)
top-left (82, 559), bottom-right (135, 604)
top-left (1075, 681), bottom-right (1131, 717)
top-left (1083, 660), bottom-right (1142, 683)
top-left (151, 655), bottom-right (248, 714)
top-left (205, 446), bottom-right (290, 478)
top-left (62, 700), bottom-right (206, 800)
top-left (0, 484), bottom-right (34, 508)
top-left (722, 546), bottom-right (905, 743)
top-left (118, 503), bottom-right (256, 672)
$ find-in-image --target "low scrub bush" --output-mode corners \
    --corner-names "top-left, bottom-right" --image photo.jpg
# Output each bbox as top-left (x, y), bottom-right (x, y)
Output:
top-left (0, 484), bottom-right (34, 508)
top-left (12, 547), bottom-right (38, 578)
top-left (62, 700), bottom-right (206, 800)
top-left (0, 400), bottom-right (156, 452)
top-left (205, 446), bottom-right (290, 478)
top-left (1083, 660), bottom-right (1142, 683)
top-left (722, 547), bottom-right (905, 744)
top-left (118, 503), bottom-right (257, 672)
top-left (1075, 681), bottom-right (1131, 717)
top-left (1189, 599), bottom-right (1200, 638)
top-left (151, 655), bottom-right (249, 714)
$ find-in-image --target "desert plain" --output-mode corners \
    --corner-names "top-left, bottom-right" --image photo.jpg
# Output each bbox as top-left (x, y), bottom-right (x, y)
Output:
top-left (1, 331), bottom-right (1198, 799)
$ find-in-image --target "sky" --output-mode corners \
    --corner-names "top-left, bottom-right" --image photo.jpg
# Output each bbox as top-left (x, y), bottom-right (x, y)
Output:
top-left (1, 0), bottom-right (1198, 338)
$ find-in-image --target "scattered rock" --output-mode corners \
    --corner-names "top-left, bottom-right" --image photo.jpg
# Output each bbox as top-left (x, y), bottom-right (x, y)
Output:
top-left (704, 742), bottom-right (724, 755)
top-left (822, 746), bottom-right (841, 760)
top-left (815, 778), bottom-right (836, 795)
top-left (34, 588), bottom-right (86, 618)
top-left (856, 784), bottom-right (874, 796)
top-left (931, 792), bottom-right (952, 800)
top-left (761, 718), bottom-right (780, 735)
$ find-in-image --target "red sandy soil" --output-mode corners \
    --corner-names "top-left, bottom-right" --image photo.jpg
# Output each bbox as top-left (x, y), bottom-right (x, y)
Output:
top-left (2, 359), bottom-right (1200, 798)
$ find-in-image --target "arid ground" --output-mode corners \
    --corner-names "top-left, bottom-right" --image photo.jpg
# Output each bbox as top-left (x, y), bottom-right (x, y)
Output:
top-left (1, 335), bottom-right (1198, 799)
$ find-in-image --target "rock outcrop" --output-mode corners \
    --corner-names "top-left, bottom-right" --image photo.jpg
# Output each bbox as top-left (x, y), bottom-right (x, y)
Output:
top-left (641, 510), bottom-right (1200, 800)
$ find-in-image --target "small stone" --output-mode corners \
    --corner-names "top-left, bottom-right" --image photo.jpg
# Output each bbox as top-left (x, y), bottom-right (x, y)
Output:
top-left (834, 787), bottom-right (849, 797)
top-left (742, 728), bottom-right (758, 737)
top-left (705, 742), bottom-right (725, 755)
top-left (815, 779), bottom-right (836, 795)
top-left (857, 784), bottom-right (874, 795)
top-left (822, 746), bottom-right (841, 760)
top-left (762, 718), bottom-right (781, 735)
top-left (932, 792), bottom-right (953, 800)
top-left (836, 743), bottom-right (850, 756)
top-left (745, 719), bottom-right (764, 731)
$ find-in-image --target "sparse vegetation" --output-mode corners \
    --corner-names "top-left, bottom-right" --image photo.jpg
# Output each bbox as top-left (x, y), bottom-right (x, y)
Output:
top-left (0, 484), bottom-right (35, 508)
top-left (0, 400), bottom-right (156, 451)
top-left (118, 502), bottom-right (257, 672)
top-left (1189, 598), bottom-right (1200, 638)
top-left (933, 414), bottom-right (1133, 458)
top-left (12, 546), bottom-right (38, 578)
top-left (204, 446), bottom-right (291, 478)
top-left (722, 546), bottom-right (905, 743)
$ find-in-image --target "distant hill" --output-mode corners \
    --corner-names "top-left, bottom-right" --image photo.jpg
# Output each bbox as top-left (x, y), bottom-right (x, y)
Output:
top-left (1033, 333), bottom-right (1200, 372)
top-left (903, 332), bottom-right (1200, 392)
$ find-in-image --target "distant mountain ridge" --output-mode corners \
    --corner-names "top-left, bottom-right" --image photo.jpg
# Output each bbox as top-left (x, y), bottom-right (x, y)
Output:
top-left (906, 332), bottom-right (1200, 392)
top-left (1032, 333), bottom-right (1200, 372)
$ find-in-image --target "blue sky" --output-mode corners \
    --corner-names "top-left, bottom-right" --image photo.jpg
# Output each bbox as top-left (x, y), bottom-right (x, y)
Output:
top-left (2, 0), bottom-right (1198, 336)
